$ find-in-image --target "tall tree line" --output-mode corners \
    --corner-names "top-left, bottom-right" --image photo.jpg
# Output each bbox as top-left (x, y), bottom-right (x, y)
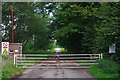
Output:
top-left (2, 2), bottom-right (50, 51)
top-left (1, 2), bottom-right (120, 63)
top-left (49, 2), bottom-right (120, 62)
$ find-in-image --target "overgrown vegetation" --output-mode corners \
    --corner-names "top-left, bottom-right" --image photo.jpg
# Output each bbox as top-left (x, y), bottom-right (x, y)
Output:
top-left (88, 59), bottom-right (119, 78)
top-left (50, 2), bottom-right (120, 63)
top-left (23, 51), bottom-right (55, 54)
top-left (0, 55), bottom-right (2, 80)
top-left (2, 55), bottom-right (23, 78)
top-left (2, 3), bottom-right (50, 51)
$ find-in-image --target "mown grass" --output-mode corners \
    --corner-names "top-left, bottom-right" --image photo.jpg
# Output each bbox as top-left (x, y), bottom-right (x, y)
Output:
top-left (2, 55), bottom-right (23, 78)
top-left (23, 51), bottom-right (55, 54)
top-left (88, 59), bottom-right (119, 78)
top-left (17, 53), bottom-right (54, 68)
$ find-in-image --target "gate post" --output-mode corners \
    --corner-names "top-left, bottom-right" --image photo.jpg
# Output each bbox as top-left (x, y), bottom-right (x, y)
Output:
top-left (100, 53), bottom-right (103, 59)
top-left (14, 54), bottom-right (16, 65)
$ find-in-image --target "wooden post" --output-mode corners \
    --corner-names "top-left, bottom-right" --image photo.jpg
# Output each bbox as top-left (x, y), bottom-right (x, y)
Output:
top-left (11, 5), bottom-right (14, 60)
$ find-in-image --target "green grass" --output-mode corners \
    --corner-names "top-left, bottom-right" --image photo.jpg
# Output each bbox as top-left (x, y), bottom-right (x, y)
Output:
top-left (17, 62), bottom-right (37, 68)
top-left (0, 55), bottom-right (2, 80)
top-left (2, 62), bottom-right (23, 78)
top-left (2, 55), bottom-right (23, 78)
top-left (88, 59), bottom-right (119, 78)
top-left (23, 51), bottom-right (55, 54)
top-left (78, 63), bottom-right (98, 66)
top-left (77, 60), bottom-right (99, 66)
top-left (89, 66), bottom-right (117, 78)
top-left (16, 53), bottom-right (53, 68)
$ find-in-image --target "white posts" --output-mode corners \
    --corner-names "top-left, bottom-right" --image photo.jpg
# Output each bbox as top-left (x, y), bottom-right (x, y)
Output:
top-left (0, 32), bottom-right (1, 54)
top-left (14, 54), bottom-right (17, 65)
top-left (100, 53), bottom-right (103, 59)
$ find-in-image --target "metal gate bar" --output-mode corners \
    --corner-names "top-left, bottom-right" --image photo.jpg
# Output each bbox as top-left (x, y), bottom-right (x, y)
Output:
top-left (15, 54), bottom-right (102, 69)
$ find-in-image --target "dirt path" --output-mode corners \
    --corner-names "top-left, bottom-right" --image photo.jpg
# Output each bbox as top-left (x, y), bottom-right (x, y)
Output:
top-left (13, 68), bottom-right (94, 79)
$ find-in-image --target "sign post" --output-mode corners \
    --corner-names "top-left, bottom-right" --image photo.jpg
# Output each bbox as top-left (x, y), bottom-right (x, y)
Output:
top-left (1, 42), bottom-right (9, 55)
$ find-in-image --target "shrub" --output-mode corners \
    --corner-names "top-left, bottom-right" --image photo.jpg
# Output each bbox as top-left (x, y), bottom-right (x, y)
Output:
top-left (0, 55), bottom-right (2, 80)
top-left (89, 59), bottom-right (119, 78)
top-left (2, 55), bottom-right (22, 78)
top-left (97, 59), bottom-right (119, 74)
top-left (23, 51), bottom-right (55, 54)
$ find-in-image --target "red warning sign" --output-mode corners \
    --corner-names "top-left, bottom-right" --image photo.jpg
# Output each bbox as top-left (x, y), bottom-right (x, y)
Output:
top-left (3, 42), bottom-right (8, 48)
top-left (2, 42), bottom-right (9, 55)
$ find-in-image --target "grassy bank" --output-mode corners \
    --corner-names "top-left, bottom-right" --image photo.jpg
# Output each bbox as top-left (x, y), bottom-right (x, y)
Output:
top-left (0, 55), bottom-right (2, 80)
top-left (2, 55), bottom-right (23, 78)
top-left (23, 51), bottom-right (55, 54)
top-left (19, 51), bottom-right (55, 68)
top-left (88, 59), bottom-right (119, 78)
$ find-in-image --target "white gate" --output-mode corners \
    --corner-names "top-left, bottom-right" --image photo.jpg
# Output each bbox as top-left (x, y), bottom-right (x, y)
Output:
top-left (14, 54), bottom-right (103, 69)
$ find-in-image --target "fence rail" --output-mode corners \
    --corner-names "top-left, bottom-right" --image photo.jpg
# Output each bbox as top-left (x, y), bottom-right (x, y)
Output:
top-left (14, 53), bottom-right (102, 69)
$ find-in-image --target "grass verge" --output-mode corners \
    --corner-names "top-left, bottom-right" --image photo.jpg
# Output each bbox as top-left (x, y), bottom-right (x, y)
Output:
top-left (2, 55), bottom-right (23, 79)
top-left (88, 59), bottom-right (119, 78)
top-left (0, 55), bottom-right (2, 80)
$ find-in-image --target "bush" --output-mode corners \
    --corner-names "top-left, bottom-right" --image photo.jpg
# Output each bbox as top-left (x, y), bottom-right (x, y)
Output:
top-left (0, 55), bottom-right (2, 80)
top-left (89, 59), bottom-right (119, 78)
top-left (1, 55), bottom-right (22, 78)
top-left (23, 51), bottom-right (55, 54)
top-left (97, 59), bottom-right (119, 74)
top-left (2, 61), bottom-right (22, 78)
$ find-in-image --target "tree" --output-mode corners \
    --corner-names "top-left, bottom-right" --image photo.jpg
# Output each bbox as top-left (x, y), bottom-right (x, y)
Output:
top-left (51, 3), bottom-right (100, 52)
top-left (2, 2), bottom-right (50, 51)
top-left (51, 2), bottom-right (120, 56)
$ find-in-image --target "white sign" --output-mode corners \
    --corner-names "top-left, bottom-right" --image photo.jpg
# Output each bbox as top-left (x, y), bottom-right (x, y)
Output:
top-left (1, 42), bottom-right (9, 55)
top-left (15, 50), bottom-right (18, 52)
top-left (109, 43), bottom-right (116, 53)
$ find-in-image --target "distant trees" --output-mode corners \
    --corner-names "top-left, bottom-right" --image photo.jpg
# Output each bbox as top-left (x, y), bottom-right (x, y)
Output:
top-left (2, 2), bottom-right (120, 63)
top-left (2, 3), bottom-right (50, 51)
top-left (50, 2), bottom-right (120, 62)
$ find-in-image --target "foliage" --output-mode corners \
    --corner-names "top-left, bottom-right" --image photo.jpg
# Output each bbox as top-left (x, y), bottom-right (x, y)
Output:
top-left (2, 55), bottom-right (22, 78)
top-left (2, 3), bottom-right (50, 51)
top-left (97, 59), bottom-right (118, 74)
top-left (88, 59), bottom-right (119, 78)
top-left (50, 2), bottom-right (120, 62)
top-left (23, 51), bottom-right (55, 54)
top-left (1, 2), bottom-right (120, 62)
top-left (0, 55), bottom-right (2, 80)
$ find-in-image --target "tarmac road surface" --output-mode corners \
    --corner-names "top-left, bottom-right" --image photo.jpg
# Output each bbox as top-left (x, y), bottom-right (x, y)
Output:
top-left (13, 68), bottom-right (94, 79)
top-left (13, 54), bottom-right (95, 80)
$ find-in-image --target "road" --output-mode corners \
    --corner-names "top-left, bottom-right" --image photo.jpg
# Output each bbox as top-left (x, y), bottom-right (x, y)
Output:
top-left (13, 54), bottom-right (95, 79)
top-left (13, 68), bottom-right (94, 79)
